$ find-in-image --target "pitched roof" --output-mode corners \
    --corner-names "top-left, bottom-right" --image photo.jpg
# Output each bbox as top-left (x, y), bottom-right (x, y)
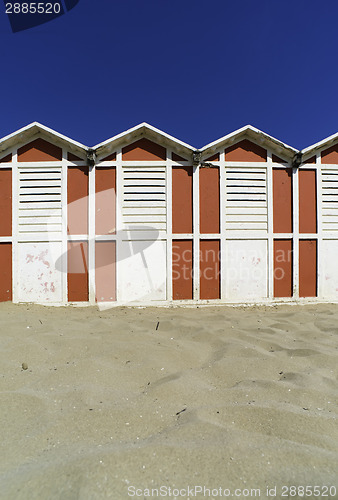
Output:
top-left (0, 122), bottom-right (88, 157)
top-left (200, 125), bottom-right (298, 160)
top-left (93, 122), bottom-right (196, 159)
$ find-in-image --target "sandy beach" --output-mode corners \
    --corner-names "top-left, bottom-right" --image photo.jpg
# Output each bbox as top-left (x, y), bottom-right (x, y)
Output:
top-left (1, 303), bottom-right (338, 499)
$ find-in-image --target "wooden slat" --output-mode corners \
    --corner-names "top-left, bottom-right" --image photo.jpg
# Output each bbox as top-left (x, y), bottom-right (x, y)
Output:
top-left (226, 222), bottom-right (267, 230)
top-left (226, 201), bottom-right (267, 207)
top-left (124, 215), bottom-right (166, 223)
top-left (226, 207), bottom-right (267, 215)
top-left (124, 172), bottom-right (165, 179)
top-left (226, 214), bottom-right (267, 222)
top-left (124, 207), bottom-right (166, 215)
top-left (226, 172), bottom-right (266, 180)
top-left (19, 224), bottom-right (62, 233)
top-left (124, 193), bottom-right (166, 201)
top-left (19, 216), bottom-right (61, 225)
top-left (18, 202), bottom-right (61, 210)
top-left (227, 186), bottom-right (266, 194)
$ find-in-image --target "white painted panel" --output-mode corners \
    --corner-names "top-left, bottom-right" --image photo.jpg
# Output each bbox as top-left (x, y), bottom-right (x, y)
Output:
top-left (226, 167), bottom-right (268, 233)
top-left (226, 240), bottom-right (268, 299)
top-left (17, 242), bottom-right (63, 303)
top-left (119, 240), bottom-right (166, 302)
top-left (322, 240), bottom-right (338, 298)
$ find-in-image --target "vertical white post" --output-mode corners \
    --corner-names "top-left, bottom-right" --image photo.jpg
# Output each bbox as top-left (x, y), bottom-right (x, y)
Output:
top-left (293, 166), bottom-right (299, 298)
top-left (267, 151), bottom-right (274, 299)
top-left (12, 151), bottom-right (18, 303)
top-left (88, 164), bottom-right (95, 304)
top-left (116, 148), bottom-right (123, 302)
top-left (316, 153), bottom-right (323, 298)
top-left (166, 149), bottom-right (173, 302)
top-left (193, 164), bottom-right (199, 300)
top-left (61, 149), bottom-right (68, 304)
top-left (219, 151), bottom-right (226, 300)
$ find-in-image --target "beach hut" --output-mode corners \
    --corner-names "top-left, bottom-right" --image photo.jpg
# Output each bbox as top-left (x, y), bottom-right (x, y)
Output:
top-left (0, 122), bottom-right (337, 305)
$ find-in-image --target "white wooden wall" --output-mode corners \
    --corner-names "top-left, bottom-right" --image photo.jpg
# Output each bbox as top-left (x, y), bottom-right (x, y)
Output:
top-left (3, 132), bottom-right (338, 305)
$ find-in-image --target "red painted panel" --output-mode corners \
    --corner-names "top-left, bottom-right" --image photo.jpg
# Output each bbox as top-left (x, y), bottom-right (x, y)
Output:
top-left (303, 156), bottom-right (316, 164)
top-left (67, 241), bottom-right (88, 301)
top-left (172, 166), bottom-right (193, 233)
top-left (68, 166), bottom-right (88, 235)
top-left (68, 152), bottom-right (82, 161)
top-left (321, 144), bottom-right (338, 164)
top-left (0, 154), bottom-right (11, 163)
top-left (0, 243), bottom-right (12, 301)
top-left (206, 153), bottom-right (220, 162)
top-left (18, 139), bottom-right (62, 162)
top-left (200, 240), bottom-right (220, 300)
top-left (172, 152), bottom-right (187, 161)
top-left (122, 138), bottom-right (166, 161)
top-left (200, 167), bottom-right (220, 234)
top-left (172, 240), bottom-right (193, 300)
top-left (273, 168), bottom-right (292, 233)
top-left (272, 154), bottom-right (287, 163)
top-left (95, 241), bottom-right (116, 302)
top-left (299, 169), bottom-right (317, 233)
top-left (225, 140), bottom-right (267, 162)
top-left (299, 240), bottom-right (317, 297)
top-left (95, 168), bottom-right (116, 235)
top-left (274, 240), bottom-right (293, 298)
top-left (103, 152), bottom-right (116, 161)
top-left (0, 169), bottom-right (12, 237)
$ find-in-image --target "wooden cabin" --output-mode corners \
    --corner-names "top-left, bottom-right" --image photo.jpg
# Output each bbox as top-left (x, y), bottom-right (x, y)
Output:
top-left (0, 122), bottom-right (337, 305)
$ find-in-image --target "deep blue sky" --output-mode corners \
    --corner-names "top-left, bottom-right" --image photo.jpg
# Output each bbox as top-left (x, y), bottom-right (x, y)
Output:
top-left (0, 0), bottom-right (337, 150)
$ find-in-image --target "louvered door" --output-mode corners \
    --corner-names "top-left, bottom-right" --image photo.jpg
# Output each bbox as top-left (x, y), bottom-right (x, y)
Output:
top-left (122, 166), bottom-right (166, 231)
top-left (18, 167), bottom-right (62, 241)
top-left (17, 167), bottom-right (64, 303)
top-left (226, 167), bottom-right (268, 233)
top-left (322, 168), bottom-right (338, 232)
top-left (119, 166), bottom-right (167, 302)
top-left (225, 166), bottom-right (268, 299)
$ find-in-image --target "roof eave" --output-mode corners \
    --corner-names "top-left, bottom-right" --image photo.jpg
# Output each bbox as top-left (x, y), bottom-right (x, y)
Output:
top-left (200, 125), bottom-right (298, 159)
top-left (94, 122), bottom-right (196, 159)
top-left (0, 122), bottom-right (88, 157)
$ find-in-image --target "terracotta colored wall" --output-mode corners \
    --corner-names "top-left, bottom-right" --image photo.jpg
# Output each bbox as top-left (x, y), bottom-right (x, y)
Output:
top-left (272, 154), bottom-right (287, 163)
top-left (67, 241), bottom-right (88, 301)
top-left (0, 154), bottom-right (12, 163)
top-left (200, 240), bottom-right (220, 300)
top-left (68, 167), bottom-right (88, 235)
top-left (122, 138), bottom-right (166, 161)
top-left (172, 166), bottom-right (193, 233)
top-left (95, 168), bottom-right (116, 235)
top-left (321, 144), bottom-right (338, 164)
top-left (274, 240), bottom-right (293, 297)
top-left (0, 243), bottom-right (12, 301)
top-left (95, 241), bottom-right (116, 302)
top-left (206, 153), bottom-right (220, 162)
top-left (299, 170), bottom-right (317, 233)
top-left (18, 139), bottom-right (62, 162)
top-left (199, 167), bottom-right (220, 234)
top-left (273, 168), bottom-right (292, 233)
top-left (225, 140), bottom-right (267, 162)
top-left (303, 156), bottom-right (316, 164)
top-left (0, 169), bottom-right (12, 237)
top-left (299, 240), bottom-right (317, 297)
top-left (68, 152), bottom-right (82, 161)
top-left (172, 152), bottom-right (187, 161)
top-left (103, 152), bottom-right (116, 161)
top-left (172, 240), bottom-right (193, 300)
